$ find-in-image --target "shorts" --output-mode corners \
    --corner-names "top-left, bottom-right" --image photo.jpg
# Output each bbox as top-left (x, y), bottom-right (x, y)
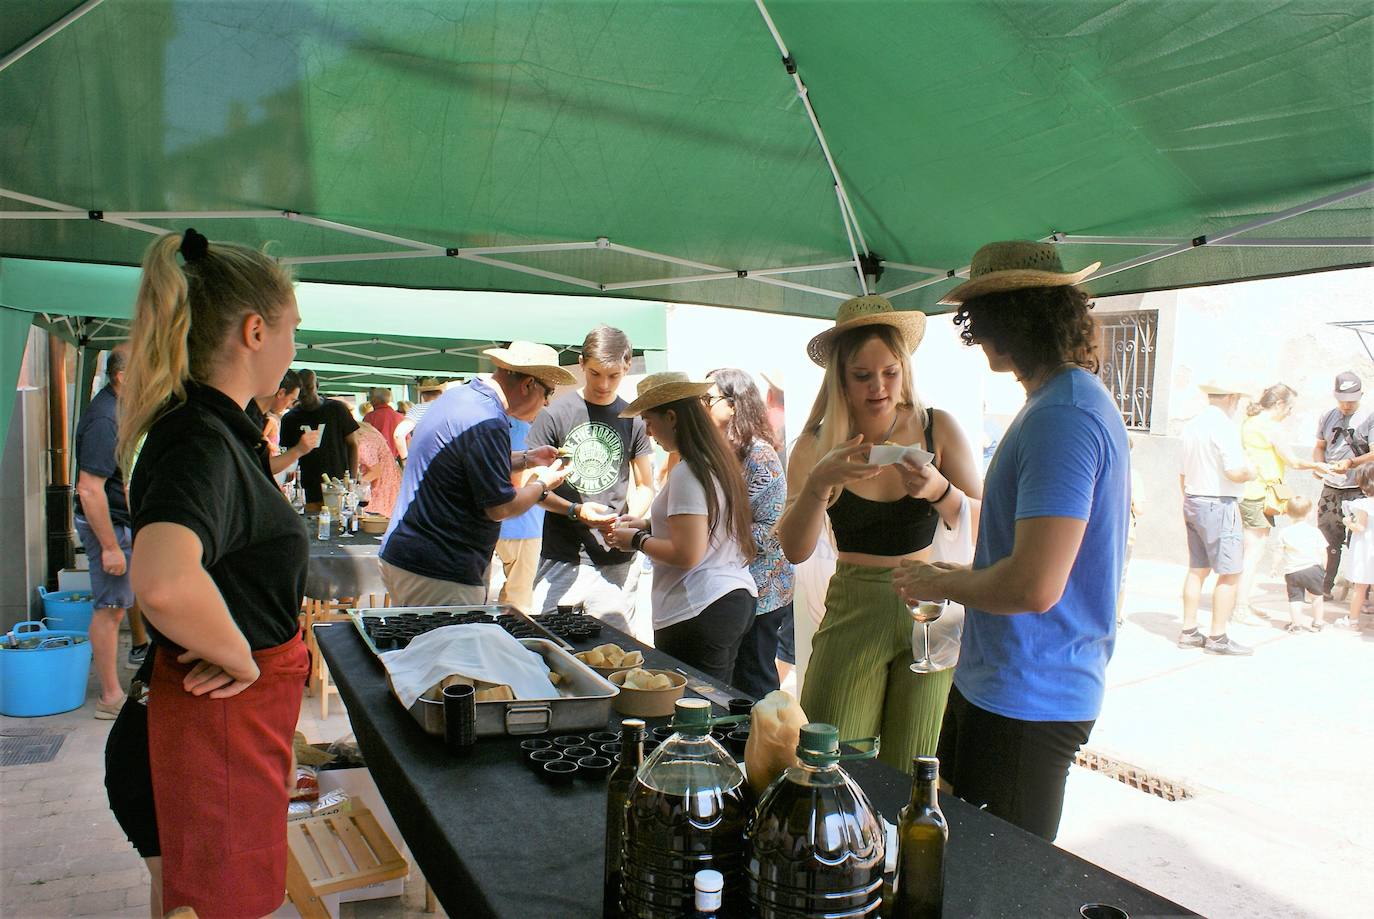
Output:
top-left (776, 602), bottom-right (796, 665)
top-left (530, 554), bottom-right (640, 635)
top-left (1183, 496), bottom-right (1243, 575)
top-left (74, 516), bottom-right (135, 610)
top-left (1240, 497), bottom-right (1272, 530)
top-left (1284, 565), bottom-right (1326, 602)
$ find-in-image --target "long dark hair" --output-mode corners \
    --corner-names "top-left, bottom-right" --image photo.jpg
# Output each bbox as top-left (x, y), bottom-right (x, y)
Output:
top-left (706, 368), bottom-right (780, 461)
top-left (647, 398), bottom-right (756, 564)
top-left (953, 285), bottom-right (1098, 378)
top-left (296, 368), bottom-right (323, 411)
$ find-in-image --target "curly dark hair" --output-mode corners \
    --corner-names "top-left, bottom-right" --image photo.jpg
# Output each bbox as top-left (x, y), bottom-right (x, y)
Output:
top-left (706, 368), bottom-right (780, 461)
top-left (952, 285), bottom-right (1099, 377)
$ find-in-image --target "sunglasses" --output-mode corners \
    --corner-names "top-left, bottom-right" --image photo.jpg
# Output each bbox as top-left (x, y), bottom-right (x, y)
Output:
top-left (700, 393), bottom-right (733, 408)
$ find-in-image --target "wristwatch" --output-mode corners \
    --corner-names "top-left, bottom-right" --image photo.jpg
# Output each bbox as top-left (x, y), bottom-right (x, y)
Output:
top-left (567, 502), bottom-right (582, 521)
top-left (536, 480), bottom-right (551, 502)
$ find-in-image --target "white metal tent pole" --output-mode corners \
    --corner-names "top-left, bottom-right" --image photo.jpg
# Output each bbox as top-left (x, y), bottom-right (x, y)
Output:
top-left (0, 187), bottom-right (165, 235)
top-left (102, 210), bottom-right (284, 220)
top-left (835, 184), bottom-right (868, 294)
top-left (281, 250), bottom-right (448, 266)
top-left (455, 253), bottom-right (604, 291)
top-left (883, 270), bottom-right (969, 300)
top-left (1054, 233), bottom-right (1374, 248)
top-left (883, 261), bottom-right (949, 276)
top-left (283, 212), bottom-right (438, 251)
top-left (0, 0), bottom-right (107, 73)
top-left (1088, 179), bottom-right (1374, 283)
top-left (755, 0), bottom-right (870, 292)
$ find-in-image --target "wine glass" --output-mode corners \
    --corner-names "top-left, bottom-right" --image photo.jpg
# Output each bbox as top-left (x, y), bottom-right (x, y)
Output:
top-left (908, 599), bottom-right (947, 674)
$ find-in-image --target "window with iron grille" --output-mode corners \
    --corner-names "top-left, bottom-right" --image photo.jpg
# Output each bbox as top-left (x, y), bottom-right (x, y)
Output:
top-left (1096, 310), bottom-right (1157, 431)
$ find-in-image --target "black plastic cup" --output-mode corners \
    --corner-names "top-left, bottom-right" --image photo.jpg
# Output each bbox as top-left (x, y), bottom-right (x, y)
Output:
top-left (519, 738), bottom-right (553, 753)
top-left (528, 749), bottom-right (563, 771)
top-left (728, 697), bottom-right (754, 716)
top-left (552, 735), bottom-right (587, 749)
top-left (541, 760), bottom-right (578, 786)
top-left (725, 730), bottom-right (750, 759)
top-left (576, 755), bottom-right (613, 779)
top-left (600, 742), bottom-right (623, 757)
top-left (651, 726), bottom-right (675, 741)
top-left (1080, 907), bottom-right (1129, 919)
top-left (442, 684), bottom-right (477, 755)
top-left (562, 745), bottom-right (597, 760)
top-left (587, 731), bottom-right (619, 745)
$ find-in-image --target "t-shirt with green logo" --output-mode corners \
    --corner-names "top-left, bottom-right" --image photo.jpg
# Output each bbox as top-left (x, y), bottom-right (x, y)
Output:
top-left (527, 394), bottom-right (653, 567)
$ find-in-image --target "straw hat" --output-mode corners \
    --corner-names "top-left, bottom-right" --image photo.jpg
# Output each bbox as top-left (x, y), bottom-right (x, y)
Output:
top-left (805, 295), bottom-right (926, 367)
top-left (620, 372), bottom-right (712, 418)
top-left (939, 241), bottom-right (1101, 305)
top-left (416, 377), bottom-right (446, 394)
top-left (482, 341), bottom-right (577, 388)
top-left (1198, 375), bottom-right (1253, 398)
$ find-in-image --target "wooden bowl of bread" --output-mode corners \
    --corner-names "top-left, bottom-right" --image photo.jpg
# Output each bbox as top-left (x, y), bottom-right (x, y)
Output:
top-left (574, 643), bottom-right (644, 678)
top-left (609, 668), bottom-right (687, 717)
top-left (360, 513), bottom-right (389, 535)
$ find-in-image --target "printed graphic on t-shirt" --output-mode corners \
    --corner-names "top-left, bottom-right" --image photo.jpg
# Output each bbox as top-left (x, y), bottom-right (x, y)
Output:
top-left (564, 421), bottom-right (624, 494)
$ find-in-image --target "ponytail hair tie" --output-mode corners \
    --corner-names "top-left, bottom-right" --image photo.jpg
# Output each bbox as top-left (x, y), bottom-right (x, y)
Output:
top-left (179, 227), bottom-right (209, 262)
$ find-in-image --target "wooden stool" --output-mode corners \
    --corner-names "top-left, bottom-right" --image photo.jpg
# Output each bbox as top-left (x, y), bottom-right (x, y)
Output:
top-left (285, 808), bottom-right (408, 919)
top-left (308, 594), bottom-right (388, 718)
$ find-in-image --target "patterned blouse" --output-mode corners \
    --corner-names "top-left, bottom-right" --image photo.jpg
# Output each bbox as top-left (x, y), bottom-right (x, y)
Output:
top-left (743, 440), bottom-right (795, 613)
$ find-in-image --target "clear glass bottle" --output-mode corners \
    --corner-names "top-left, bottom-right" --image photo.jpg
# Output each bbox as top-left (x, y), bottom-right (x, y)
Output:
top-left (604, 718), bottom-right (647, 919)
top-left (621, 699), bottom-right (748, 918)
top-left (892, 756), bottom-right (947, 919)
top-left (747, 723), bottom-right (885, 918)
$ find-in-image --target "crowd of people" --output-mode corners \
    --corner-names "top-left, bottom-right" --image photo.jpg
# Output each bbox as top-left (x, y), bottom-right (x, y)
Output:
top-left (1176, 371), bottom-right (1372, 654)
top-left (79, 225), bottom-right (1366, 917)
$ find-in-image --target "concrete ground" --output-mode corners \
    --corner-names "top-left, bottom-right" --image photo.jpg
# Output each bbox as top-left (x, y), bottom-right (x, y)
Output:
top-left (2, 556), bottom-right (1369, 917)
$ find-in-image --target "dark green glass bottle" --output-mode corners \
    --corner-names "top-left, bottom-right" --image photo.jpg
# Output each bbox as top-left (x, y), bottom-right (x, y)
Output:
top-left (892, 756), bottom-right (947, 919)
top-left (604, 718), bottom-right (647, 919)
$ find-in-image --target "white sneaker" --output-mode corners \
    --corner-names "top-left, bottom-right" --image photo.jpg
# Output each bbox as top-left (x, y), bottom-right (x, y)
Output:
top-left (1334, 616), bottom-right (1358, 629)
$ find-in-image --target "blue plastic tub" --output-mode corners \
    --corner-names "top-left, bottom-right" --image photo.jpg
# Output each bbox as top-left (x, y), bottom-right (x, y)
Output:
top-left (0, 621), bottom-right (93, 717)
top-left (38, 586), bottom-right (96, 634)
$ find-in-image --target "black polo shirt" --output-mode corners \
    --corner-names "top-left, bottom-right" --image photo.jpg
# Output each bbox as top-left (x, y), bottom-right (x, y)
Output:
top-left (130, 382), bottom-right (308, 650)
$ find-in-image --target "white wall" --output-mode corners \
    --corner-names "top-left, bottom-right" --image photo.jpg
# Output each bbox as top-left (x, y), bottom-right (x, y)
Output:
top-left (663, 303), bottom-right (987, 456)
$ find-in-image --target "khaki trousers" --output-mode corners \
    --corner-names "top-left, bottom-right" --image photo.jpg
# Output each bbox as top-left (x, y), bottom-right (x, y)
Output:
top-left (378, 558), bottom-right (487, 608)
top-left (493, 538), bottom-right (541, 613)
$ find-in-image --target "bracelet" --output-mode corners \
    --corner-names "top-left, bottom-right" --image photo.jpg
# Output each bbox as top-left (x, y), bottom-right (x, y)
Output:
top-left (532, 479), bottom-right (549, 502)
top-left (631, 530), bottom-right (651, 552)
top-left (520, 449), bottom-right (529, 470)
top-left (934, 480), bottom-right (954, 504)
top-left (567, 502), bottom-right (581, 520)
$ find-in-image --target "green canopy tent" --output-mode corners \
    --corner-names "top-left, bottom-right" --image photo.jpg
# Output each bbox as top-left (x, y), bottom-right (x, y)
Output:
top-left (2, 0), bottom-right (1372, 437)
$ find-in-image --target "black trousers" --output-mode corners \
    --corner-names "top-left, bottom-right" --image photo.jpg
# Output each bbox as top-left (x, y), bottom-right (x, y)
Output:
top-left (654, 589), bottom-right (756, 684)
top-left (730, 602), bottom-right (789, 700)
top-left (1318, 486), bottom-right (1360, 594)
top-left (936, 685), bottom-right (1094, 842)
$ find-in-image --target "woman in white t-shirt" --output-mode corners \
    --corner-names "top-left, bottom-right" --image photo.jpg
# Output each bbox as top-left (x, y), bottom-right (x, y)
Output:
top-left (609, 373), bottom-right (758, 680)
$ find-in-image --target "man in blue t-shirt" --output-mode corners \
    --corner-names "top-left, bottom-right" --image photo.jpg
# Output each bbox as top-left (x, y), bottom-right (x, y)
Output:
top-left (895, 241), bottom-right (1129, 841)
top-left (380, 343), bottom-right (574, 607)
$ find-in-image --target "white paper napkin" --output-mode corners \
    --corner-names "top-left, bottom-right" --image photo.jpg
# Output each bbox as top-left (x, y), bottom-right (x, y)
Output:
top-left (380, 623), bottom-right (557, 708)
top-left (869, 444), bottom-right (934, 466)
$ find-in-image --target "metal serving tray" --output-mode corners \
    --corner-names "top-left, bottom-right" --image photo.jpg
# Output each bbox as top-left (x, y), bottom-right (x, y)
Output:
top-left (349, 603), bottom-right (571, 653)
top-left (405, 638), bottom-right (618, 739)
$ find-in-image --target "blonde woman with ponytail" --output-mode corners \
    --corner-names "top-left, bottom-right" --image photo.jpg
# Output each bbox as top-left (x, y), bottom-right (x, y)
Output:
top-left (106, 229), bottom-right (309, 919)
top-left (777, 296), bottom-right (981, 772)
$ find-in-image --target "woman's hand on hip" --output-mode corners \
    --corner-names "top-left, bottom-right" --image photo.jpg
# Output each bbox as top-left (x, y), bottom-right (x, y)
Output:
top-left (177, 649), bottom-right (260, 699)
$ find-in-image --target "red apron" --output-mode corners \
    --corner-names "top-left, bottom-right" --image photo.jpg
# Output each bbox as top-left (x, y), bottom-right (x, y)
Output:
top-left (149, 632), bottom-right (309, 919)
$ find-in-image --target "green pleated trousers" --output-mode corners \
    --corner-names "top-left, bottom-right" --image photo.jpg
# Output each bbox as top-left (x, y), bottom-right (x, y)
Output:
top-left (799, 563), bottom-right (955, 773)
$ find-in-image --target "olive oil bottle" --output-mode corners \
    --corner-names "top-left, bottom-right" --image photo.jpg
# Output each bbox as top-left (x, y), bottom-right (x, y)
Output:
top-left (891, 756), bottom-right (947, 919)
top-left (604, 718), bottom-right (647, 919)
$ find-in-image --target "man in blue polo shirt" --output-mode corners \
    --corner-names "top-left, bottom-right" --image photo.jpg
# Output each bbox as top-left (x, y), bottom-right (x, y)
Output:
top-left (380, 342), bottom-right (575, 607)
top-left (896, 241), bottom-right (1129, 842)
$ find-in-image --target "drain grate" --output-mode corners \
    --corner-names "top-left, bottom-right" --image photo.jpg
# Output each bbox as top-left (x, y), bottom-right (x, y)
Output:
top-left (1075, 749), bottom-right (1194, 801)
top-left (0, 731), bottom-right (66, 767)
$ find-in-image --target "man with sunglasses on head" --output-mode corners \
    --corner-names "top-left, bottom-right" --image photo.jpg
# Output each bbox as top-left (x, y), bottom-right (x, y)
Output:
top-left (378, 342), bottom-right (573, 607)
top-left (526, 326), bottom-right (656, 633)
top-left (1313, 371), bottom-right (1373, 597)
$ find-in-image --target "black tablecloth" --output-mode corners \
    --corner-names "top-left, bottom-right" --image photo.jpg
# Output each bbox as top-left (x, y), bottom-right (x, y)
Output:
top-left (305, 527), bottom-right (385, 601)
top-left (317, 623), bottom-right (1195, 919)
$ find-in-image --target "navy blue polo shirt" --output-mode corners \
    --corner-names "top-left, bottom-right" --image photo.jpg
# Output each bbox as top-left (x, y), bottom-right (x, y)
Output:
top-left (380, 379), bottom-right (515, 586)
top-left (75, 386), bottom-right (130, 526)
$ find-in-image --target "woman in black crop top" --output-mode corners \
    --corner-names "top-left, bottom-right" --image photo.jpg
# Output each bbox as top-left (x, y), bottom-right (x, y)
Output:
top-left (778, 295), bottom-right (982, 772)
top-left (104, 229), bottom-right (309, 918)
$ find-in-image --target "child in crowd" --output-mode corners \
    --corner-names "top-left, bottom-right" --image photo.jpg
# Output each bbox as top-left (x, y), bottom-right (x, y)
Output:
top-left (1275, 496), bottom-right (1327, 631)
top-left (1337, 465), bottom-right (1374, 629)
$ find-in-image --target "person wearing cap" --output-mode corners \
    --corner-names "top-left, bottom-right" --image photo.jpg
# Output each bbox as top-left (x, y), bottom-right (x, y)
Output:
top-left (378, 342), bottom-right (573, 606)
top-left (893, 241), bottom-right (1129, 841)
top-left (527, 326), bottom-right (656, 633)
top-left (778, 295), bottom-right (982, 773)
top-left (1174, 377), bottom-right (1258, 655)
top-left (608, 373), bottom-right (758, 681)
top-left (1312, 371), bottom-right (1373, 597)
top-left (393, 377), bottom-right (446, 461)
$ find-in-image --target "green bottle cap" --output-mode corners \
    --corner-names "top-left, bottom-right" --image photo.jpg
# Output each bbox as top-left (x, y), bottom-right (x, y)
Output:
top-left (672, 698), bottom-right (712, 731)
top-left (797, 722), bottom-right (840, 765)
